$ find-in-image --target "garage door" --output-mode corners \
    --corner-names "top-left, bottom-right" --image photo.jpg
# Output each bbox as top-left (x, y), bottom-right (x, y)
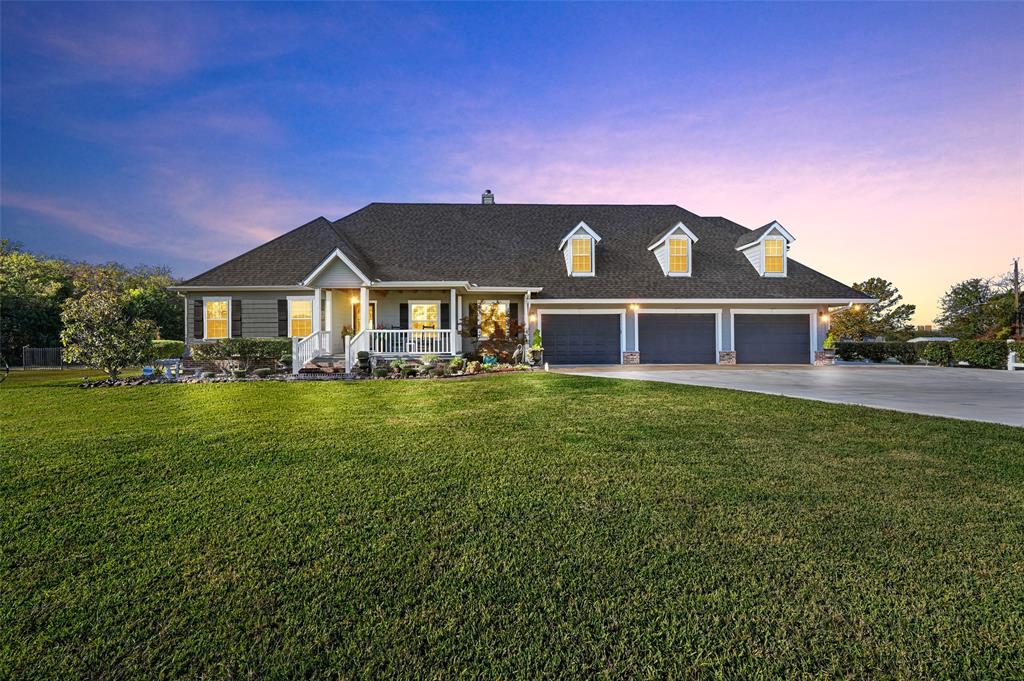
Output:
top-left (638, 314), bottom-right (717, 364)
top-left (734, 314), bottom-right (810, 364)
top-left (541, 314), bottom-right (620, 365)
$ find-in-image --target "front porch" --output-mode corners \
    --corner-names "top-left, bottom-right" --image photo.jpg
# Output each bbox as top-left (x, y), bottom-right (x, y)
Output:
top-left (291, 284), bottom-right (532, 373)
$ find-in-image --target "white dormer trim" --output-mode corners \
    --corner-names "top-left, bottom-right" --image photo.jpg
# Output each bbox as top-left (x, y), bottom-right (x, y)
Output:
top-left (736, 222), bottom-right (794, 278)
top-left (301, 248), bottom-right (371, 286)
top-left (558, 221), bottom-right (602, 250)
top-left (647, 222), bottom-right (699, 251)
top-left (559, 222), bottom-right (600, 277)
top-left (648, 223), bottom-right (698, 277)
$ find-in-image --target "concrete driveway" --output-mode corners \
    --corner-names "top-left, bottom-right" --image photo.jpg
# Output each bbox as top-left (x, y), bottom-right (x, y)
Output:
top-left (554, 364), bottom-right (1024, 427)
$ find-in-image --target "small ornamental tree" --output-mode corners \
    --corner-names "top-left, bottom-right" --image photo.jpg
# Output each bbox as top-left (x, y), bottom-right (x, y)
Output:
top-left (60, 289), bottom-right (157, 379)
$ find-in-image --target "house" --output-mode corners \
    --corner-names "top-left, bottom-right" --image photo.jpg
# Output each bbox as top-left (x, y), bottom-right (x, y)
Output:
top-left (169, 192), bottom-right (875, 372)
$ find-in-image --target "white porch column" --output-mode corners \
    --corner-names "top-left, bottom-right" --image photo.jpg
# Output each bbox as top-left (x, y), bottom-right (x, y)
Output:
top-left (456, 295), bottom-right (464, 355)
top-left (359, 286), bottom-right (370, 334)
top-left (450, 288), bottom-right (458, 354)
top-left (312, 288), bottom-right (322, 334)
top-left (524, 291), bottom-right (532, 339)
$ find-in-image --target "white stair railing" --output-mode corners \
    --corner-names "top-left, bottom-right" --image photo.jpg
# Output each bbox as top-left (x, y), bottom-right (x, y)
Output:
top-left (292, 330), bottom-right (329, 374)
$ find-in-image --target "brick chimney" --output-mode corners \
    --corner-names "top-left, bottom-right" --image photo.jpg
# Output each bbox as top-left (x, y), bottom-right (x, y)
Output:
top-left (481, 189), bottom-right (494, 204)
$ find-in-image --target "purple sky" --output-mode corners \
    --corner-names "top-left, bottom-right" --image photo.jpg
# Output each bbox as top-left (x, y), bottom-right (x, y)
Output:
top-left (2, 2), bottom-right (1022, 323)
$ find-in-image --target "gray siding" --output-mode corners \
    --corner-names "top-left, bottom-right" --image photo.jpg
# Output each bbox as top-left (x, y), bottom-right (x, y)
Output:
top-left (185, 291), bottom-right (306, 346)
top-left (309, 258), bottom-right (363, 287)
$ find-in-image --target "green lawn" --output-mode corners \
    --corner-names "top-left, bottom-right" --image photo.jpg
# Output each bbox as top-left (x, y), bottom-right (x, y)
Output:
top-left (2, 369), bottom-right (1022, 678)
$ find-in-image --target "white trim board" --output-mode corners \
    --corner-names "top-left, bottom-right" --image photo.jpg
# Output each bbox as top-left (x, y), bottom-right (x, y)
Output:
top-left (557, 221), bottom-right (602, 250)
top-left (301, 248), bottom-right (371, 286)
top-left (286, 295), bottom-right (315, 338)
top-left (647, 222), bottom-right (699, 250)
top-left (634, 308), bottom-right (722, 364)
top-left (536, 308), bottom-right (627, 365)
top-left (729, 308), bottom-right (818, 364)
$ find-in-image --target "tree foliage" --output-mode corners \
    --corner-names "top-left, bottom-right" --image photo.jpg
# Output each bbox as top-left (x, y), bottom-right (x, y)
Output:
top-left (60, 289), bottom-right (158, 379)
top-left (828, 277), bottom-right (916, 341)
top-left (0, 241), bottom-right (182, 364)
top-left (936, 277), bottom-right (1015, 340)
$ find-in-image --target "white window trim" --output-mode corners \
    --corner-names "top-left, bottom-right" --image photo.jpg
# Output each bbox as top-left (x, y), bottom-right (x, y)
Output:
top-left (559, 222), bottom-right (601, 277)
top-left (633, 308), bottom-right (722, 363)
top-left (409, 300), bottom-right (442, 331)
top-left (762, 237), bottom-right (788, 277)
top-left (286, 295), bottom-right (314, 338)
top-left (729, 309), bottom-right (817, 364)
top-left (667, 236), bottom-right (692, 277)
top-left (477, 299), bottom-right (511, 339)
top-left (202, 296), bottom-right (231, 340)
top-left (535, 308), bottom-right (626, 365)
top-left (352, 300), bottom-right (378, 332)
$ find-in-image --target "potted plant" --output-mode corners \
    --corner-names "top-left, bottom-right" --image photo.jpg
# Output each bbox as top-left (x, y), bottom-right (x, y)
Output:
top-left (528, 329), bottom-right (544, 365)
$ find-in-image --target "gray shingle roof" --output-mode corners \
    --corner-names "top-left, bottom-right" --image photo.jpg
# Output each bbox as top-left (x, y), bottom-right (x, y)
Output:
top-left (735, 221), bottom-right (781, 249)
top-left (180, 203), bottom-right (869, 301)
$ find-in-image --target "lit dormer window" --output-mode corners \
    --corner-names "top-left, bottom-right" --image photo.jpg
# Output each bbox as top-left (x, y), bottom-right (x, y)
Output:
top-left (559, 221), bottom-right (601, 277)
top-left (735, 221), bottom-right (794, 277)
top-left (571, 237), bottom-right (592, 273)
top-left (668, 237), bottom-right (689, 274)
top-left (648, 222), bottom-right (698, 277)
top-left (764, 238), bottom-right (785, 273)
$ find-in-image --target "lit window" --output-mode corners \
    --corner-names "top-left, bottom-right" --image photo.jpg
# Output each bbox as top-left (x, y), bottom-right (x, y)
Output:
top-left (479, 301), bottom-right (509, 337)
top-left (571, 237), bottom-right (592, 273)
top-left (669, 237), bottom-right (689, 273)
top-left (353, 302), bottom-right (376, 333)
top-left (764, 239), bottom-right (785, 273)
top-left (205, 299), bottom-right (229, 339)
top-left (289, 299), bottom-right (313, 337)
top-left (411, 303), bottom-right (439, 331)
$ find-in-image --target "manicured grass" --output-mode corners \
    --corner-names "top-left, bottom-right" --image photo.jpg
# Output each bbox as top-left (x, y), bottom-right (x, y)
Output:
top-left (2, 370), bottom-right (1022, 678)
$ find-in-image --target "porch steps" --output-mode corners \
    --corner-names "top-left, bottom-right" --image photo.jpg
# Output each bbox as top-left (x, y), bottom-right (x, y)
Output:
top-left (301, 354), bottom-right (347, 374)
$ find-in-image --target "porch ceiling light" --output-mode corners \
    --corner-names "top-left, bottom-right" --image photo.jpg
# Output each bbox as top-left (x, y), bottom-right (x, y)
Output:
top-left (350, 296), bottom-right (359, 304)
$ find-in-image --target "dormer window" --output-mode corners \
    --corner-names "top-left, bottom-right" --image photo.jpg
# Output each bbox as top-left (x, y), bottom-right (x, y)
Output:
top-left (735, 221), bottom-right (794, 277)
top-left (559, 221), bottom-right (601, 277)
top-left (571, 237), bottom-right (592, 274)
top-left (764, 238), bottom-right (785, 273)
top-left (668, 237), bottom-right (689, 274)
top-left (648, 222), bottom-right (698, 277)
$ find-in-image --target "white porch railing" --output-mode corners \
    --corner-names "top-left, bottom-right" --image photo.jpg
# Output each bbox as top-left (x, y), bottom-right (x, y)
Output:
top-left (292, 330), bottom-right (330, 374)
top-left (366, 329), bottom-right (451, 356)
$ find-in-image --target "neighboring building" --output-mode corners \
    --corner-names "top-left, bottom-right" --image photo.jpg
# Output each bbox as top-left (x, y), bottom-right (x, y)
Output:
top-left (169, 193), bottom-right (875, 370)
top-left (916, 324), bottom-right (934, 332)
top-left (907, 336), bottom-right (958, 344)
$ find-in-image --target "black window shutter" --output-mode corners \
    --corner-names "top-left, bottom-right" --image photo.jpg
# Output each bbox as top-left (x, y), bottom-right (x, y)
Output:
top-left (440, 303), bottom-right (450, 329)
top-left (193, 300), bottom-right (203, 339)
top-left (277, 300), bottom-right (288, 337)
top-left (508, 303), bottom-right (519, 333)
top-left (468, 303), bottom-right (478, 337)
top-left (399, 303), bottom-right (409, 329)
top-left (231, 300), bottom-right (242, 338)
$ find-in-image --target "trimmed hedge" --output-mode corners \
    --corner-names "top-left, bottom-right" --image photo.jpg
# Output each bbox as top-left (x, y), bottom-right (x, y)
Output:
top-left (835, 342), bottom-right (918, 364)
top-left (950, 340), bottom-right (1012, 369)
top-left (919, 342), bottom-right (953, 366)
top-left (191, 338), bottom-right (291, 361)
top-left (149, 340), bottom-right (184, 360)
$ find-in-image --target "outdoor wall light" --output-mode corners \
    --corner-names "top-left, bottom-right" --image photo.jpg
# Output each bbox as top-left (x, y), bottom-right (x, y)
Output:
top-left (528, 313), bottom-right (537, 323)
top-left (629, 303), bottom-right (640, 311)
top-left (350, 296), bottom-right (359, 304)
top-left (821, 313), bottom-right (830, 323)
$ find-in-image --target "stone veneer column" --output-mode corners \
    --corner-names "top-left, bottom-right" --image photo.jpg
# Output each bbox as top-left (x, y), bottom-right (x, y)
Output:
top-left (718, 351), bottom-right (736, 365)
top-left (622, 351), bottom-right (640, 365)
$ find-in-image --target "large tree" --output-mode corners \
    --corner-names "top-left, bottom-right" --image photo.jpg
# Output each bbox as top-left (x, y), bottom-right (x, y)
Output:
top-left (60, 288), bottom-right (157, 379)
top-left (828, 277), bottom-right (916, 341)
top-left (935, 277), bottom-right (1013, 339)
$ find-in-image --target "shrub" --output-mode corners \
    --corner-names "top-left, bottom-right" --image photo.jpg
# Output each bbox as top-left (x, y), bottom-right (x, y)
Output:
top-left (253, 368), bottom-right (272, 378)
top-left (389, 359), bottom-right (403, 372)
top-left (280, 353), bottom-right (292, 366)
top-left (230, 369), bottom-right (247, 379)
top-left (835, 341), bottom-right (916, 364)
top-left (464, 361), bottom-right (482, 375)
top-left (400, 363), bottom-right (420, 378)
top-left (150, 339), bottom-right (185, 360)
top-left (192, 338), bottom-right (291, 371)
top-left (201, 371), bottom-right (217, 379)
top-left (421, 354), bottom-right (439, 365)
top-left (919, 342), bottom-right (953, 366)
top-left (886, 342), bottom-right (918, 365)
top-left (448, 357), bottom-right (464, 371)
top-left (531, 329), bottom-right (543, 348)
top-left (356, 350), bottom-right (370, 360)
top-left (429, 366), bottom-right (446, 377)
top-left (60, 289), bottom-right (157, 379)
top-left (950, 340), bottom-right (1010, 369)
top-left (372, 367), bottom-right (389, 378)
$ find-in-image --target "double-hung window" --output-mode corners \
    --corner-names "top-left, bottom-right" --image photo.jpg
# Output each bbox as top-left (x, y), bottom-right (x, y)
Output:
top-left (410, 302), bottom-right (439, 331)
top-left (764, 238), bottom-right (785, 274)
top-left (571, 237), bottom-right (592, 274)
top-left (204, 298), bottom-right (230, 339)
top-left (288, 298), bottom-right (313, 337)
top-left (668, 237), bottom-right (689, 274)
